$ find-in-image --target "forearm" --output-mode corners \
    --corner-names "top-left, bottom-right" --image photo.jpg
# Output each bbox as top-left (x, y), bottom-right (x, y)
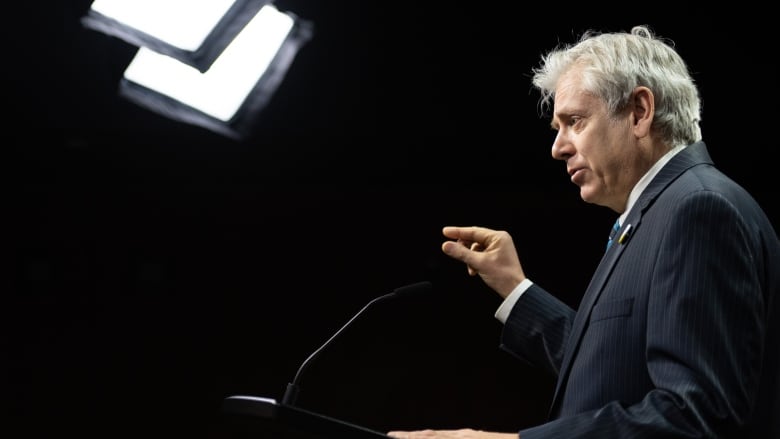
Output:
top-left (499, 285), bottom-right (575, 377)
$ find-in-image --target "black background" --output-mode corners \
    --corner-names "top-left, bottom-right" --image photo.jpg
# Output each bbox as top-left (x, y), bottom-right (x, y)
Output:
top-left (7, 1), bottom-right (777, 437)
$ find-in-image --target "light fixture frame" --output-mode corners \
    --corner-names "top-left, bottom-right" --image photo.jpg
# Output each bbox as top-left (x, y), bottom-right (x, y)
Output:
top-left (82, 1), bottom-right (314, 140)
top-left (81, 0), bottom-right (272, 73)
top-left (116, 10), bottom-right (313, 140)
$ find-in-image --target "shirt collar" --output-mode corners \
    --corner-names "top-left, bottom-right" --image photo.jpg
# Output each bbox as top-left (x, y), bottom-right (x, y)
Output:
top-left (618, 143), bottom-right (687, 225)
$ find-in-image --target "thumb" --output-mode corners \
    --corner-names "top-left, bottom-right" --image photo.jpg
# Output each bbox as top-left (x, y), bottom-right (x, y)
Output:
top-left (442, 241), bottom-right (479, 275)
top-left (441, 241), bottom-right (465, 260)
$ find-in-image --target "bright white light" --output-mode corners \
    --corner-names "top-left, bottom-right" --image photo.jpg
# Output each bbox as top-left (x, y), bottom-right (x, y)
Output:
top-left (122, 5), bottom-right (295, 122)
top-left (90, 0), bottom-right (237, 51)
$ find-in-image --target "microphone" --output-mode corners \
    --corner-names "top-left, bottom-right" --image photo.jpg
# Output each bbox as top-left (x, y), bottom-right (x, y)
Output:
top-left (281, 280), bottom-right (433, 407)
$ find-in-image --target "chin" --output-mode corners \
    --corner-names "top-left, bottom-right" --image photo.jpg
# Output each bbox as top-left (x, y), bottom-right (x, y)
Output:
top-left (579, 190), bottom-right (606, 208)
top-left (579, 188), bottom-right (596, 204)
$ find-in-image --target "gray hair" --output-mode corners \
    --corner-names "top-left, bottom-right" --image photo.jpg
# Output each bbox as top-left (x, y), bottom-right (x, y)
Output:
top-left (532, 25), bottom-right (702, 147)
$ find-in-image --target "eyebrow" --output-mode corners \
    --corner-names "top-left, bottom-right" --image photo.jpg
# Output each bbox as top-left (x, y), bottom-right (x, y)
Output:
top-left (550, 110), bottom-right (570, 130)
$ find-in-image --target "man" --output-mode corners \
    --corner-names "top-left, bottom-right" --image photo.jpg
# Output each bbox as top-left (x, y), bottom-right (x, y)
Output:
top-left (389, 25), bottom-right (780, 438)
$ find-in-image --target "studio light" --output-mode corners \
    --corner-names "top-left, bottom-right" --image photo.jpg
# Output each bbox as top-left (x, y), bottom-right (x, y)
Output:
top-left (83, 0), bottom-right (269, 72)
top-left (81, 0), bottom-right (313, 140)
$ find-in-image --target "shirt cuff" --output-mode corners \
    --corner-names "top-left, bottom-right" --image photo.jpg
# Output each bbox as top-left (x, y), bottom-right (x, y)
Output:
top-left (494, 278), bottom-right (534, 323)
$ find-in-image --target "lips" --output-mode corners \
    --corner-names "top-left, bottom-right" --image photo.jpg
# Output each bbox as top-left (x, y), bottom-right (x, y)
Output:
top-left (569, 167), bottom-right (585, 184)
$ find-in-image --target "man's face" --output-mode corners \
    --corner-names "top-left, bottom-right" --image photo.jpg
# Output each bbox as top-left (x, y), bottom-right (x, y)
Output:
top-left (549, 67), bottom-right (641, 213)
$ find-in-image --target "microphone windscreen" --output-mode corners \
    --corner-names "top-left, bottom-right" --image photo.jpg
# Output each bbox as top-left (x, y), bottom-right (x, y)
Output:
top-left (392, 281), bottom-right (433, 299)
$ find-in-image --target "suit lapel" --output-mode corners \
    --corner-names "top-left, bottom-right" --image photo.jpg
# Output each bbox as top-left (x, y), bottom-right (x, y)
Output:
top-left (547, 142), bottom-right (714, 418)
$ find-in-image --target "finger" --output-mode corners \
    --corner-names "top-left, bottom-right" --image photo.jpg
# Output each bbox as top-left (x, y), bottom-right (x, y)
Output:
top-left (387, 431), bottom-right (436, 439)
top-left (442, 226), bottom-right (494, 242)
top-left (466, 242), bottom-right (485, 275)
top-left (442, 240), bottom-right (470, 261)
top-left (456, 238), bottom-right (475, 248)
top-left (442, 242), bottom-right (480, 277)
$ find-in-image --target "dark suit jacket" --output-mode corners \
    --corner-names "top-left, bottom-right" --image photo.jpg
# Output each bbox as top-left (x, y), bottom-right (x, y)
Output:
top-left (501, 142), bottom-right (780, 437)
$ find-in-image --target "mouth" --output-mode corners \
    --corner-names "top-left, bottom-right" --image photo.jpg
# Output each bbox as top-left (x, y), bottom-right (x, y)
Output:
top-left (568, 167), bottom-right (585, 184)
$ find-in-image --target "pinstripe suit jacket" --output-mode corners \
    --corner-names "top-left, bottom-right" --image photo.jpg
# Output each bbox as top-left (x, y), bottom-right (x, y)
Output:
top-left (501, 142), bottom-right (780, 438)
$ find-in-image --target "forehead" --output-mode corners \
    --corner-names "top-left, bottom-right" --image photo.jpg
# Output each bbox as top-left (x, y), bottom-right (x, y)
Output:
top-left (552, 69), bottom-right (604, 121)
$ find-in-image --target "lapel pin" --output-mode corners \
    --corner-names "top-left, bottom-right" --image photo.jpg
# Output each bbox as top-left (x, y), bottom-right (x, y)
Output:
top-left (618, 223), bottom-right (633, 245)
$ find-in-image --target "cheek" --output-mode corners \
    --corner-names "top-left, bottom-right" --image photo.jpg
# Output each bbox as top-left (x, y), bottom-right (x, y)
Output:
top-left (587, 132), bottom-right (625, 179)
top-left (581, 148), bottom-right (605, 176)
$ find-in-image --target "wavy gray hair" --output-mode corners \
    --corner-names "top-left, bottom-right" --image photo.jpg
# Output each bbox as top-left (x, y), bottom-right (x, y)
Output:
top-left (532, 25), bottom-right (702, 148)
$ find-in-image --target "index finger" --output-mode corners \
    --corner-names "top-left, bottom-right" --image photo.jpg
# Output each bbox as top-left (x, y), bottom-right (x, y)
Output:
top-left (442, 226), bottom-right (496, 242)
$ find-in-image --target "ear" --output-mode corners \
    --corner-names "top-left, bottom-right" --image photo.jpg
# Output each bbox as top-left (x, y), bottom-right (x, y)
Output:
top-left (631, 86), bottom-right (654, 138)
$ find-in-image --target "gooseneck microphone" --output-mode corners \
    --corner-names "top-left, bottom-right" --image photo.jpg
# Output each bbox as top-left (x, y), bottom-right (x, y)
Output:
top-left (281, 280), bottom-right (433, 407)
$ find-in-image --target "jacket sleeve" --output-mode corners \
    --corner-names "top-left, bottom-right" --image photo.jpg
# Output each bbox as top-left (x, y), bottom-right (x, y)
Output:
top-left (499, 284), bottom-right (576, 378)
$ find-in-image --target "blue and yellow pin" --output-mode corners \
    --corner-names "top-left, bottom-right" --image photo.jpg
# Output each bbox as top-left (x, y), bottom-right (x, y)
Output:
top-left (617, 224), bottom-right (633, 245)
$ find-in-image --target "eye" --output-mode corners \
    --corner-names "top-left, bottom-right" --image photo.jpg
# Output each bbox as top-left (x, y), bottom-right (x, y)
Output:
top-left (550, 115), bottom-right (580, 131)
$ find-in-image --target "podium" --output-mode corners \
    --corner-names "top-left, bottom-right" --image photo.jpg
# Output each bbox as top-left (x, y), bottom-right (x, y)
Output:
top-left (221, 395), bottom-right (392, 439)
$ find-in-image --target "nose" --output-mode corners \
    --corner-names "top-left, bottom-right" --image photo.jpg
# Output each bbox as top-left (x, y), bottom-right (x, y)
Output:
top-left (551, 131), bottom-right (572, 161)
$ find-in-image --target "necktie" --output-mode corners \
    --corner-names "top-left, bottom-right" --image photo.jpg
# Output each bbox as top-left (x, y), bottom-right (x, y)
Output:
top-left (606, 219), bottom-right (620, 250)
